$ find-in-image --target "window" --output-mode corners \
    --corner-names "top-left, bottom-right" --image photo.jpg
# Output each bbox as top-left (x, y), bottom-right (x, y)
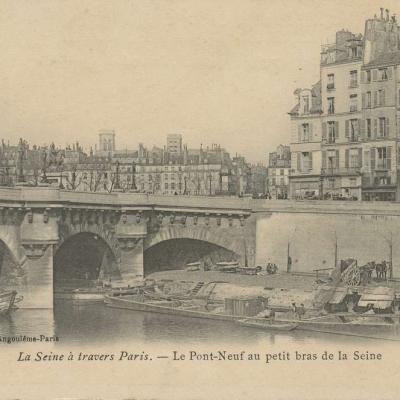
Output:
top-left (327, 74), bottom-right (335, 90)
top-left (378, 89), bottom-right (385, 106)
top-left (366, 70), bottom-right (371, 83)
top-left (377, 147), bottom-right (388, 169)
top-left (378, 117), bottom-right (387, 137)
top-left (348, 119), bottom-right (359, 142)
top-left (366, 91), bottom-right (371, 108)
top-left (349, 94), bottom-right (358, 112)
top-left (349, 178), bottom-right (357, 187)
top-left (302, 96), bottom-right (310, 113)
top-left (280, 169), bottom-right (284, 175)
top-left (328, 121), bottom-right (337, 143)
top-left (366, 119), bottom-right (372, 138)
top-left (327, 150), bottom-right (338, 169)
top-left (328, 178), bottom-right (335, 189)
top-left (379, 68), bottom-right (388, 81)
top-left (165, 183), bottom-right (168, 190)
top-left (350, 70), bottom-right (358, 87)
top-left (327, 97), bottom-right (335, 114)
top-left (300, 152), bottom-right (312, 172)
top-left (301, 123), bottom-right (310, 142)
top-left (349, 149), bottom-right (360, 168)
top-left (171, 182), bottom-right (175, 190)
top-left (351, 47), bottom-right (359, 58)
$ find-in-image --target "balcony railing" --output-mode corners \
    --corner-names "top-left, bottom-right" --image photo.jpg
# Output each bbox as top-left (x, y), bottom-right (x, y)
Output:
top-left (326, 83), bottom-right (335, 90)
top-left (321, 167), bottom-right (361, 176)
top-left (349, 105), bottom-right (358, 113)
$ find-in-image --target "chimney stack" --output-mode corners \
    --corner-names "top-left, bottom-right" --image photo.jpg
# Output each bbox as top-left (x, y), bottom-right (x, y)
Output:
top-left (386, 9), bottom-right (390, 21)
top-left (380, 7), bottom-right (384, 20)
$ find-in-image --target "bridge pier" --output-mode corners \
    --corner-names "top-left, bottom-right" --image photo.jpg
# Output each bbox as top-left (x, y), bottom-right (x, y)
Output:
top-left (20, 243), bottom-right (54, 309)
top-left (118, 238), bottom-right (144, 282)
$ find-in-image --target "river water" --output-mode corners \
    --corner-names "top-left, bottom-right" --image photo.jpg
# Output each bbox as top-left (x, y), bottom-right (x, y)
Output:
top-left (0, 300), bottom-right (399, 347)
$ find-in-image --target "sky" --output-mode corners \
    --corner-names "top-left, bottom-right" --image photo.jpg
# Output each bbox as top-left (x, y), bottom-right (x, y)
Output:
top-left (0, 0), bottom-right (398, 163)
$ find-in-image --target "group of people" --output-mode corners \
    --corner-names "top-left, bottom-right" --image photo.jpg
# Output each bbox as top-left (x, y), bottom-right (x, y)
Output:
top-left (291, 302), bottom-right (306, 319)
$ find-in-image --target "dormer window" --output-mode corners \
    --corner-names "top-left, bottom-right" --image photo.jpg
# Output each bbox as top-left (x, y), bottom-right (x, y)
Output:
top-left (379, 68), bottom-right (388, 81)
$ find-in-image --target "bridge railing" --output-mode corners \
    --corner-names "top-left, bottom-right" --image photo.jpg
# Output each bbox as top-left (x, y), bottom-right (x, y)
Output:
top-left (0, 186), bottom-right (252, 211)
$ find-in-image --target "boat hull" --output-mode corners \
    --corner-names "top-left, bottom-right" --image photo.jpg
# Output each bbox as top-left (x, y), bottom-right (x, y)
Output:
top-left (0, 290), bottom-right (20, 315)
top-left (104, 295), bottom-right (246, 322)
top-left (238, 319), bottom-right (298, 331)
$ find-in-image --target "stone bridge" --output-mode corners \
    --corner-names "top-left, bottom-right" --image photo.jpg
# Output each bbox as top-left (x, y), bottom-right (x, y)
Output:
top-left (0, 187), bottom-right (254, 308)
top-left (2, 186), bottom-right (400, 308)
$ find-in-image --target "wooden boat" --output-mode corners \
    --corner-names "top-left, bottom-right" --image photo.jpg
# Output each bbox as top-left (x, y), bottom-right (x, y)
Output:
top-left (214, 261), bottom-right (239, 273)
top-left (287, 313), bottom-right (400, 340)
top-left (104, 293), bottom-right (249, 322)
top-left (237, 318), bottom-right (298, 331)
top-left (54, 286), bottom-right (141, 301)
top-left (0, 290), bottom-right (22, 315)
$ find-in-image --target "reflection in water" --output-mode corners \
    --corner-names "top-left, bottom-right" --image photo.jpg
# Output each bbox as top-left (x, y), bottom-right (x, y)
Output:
top-left (0, 301), bottom-right (398, 346)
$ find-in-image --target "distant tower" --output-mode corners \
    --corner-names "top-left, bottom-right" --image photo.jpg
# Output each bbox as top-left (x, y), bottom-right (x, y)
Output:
top-left (98, 130), bottom-right (116, 154)
top-left (166, 134), bottom-right (182, 155)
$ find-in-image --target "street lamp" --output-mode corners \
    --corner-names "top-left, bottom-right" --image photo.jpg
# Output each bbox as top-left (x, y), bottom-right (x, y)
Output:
top-left (208, 173), bottom-right (212, 196)
top-left (130, 160), bottom-right (137, 191)
top-left (17, 138), bottom-right (25, 183)
top-left (114, 160), bottom-right (121, 190)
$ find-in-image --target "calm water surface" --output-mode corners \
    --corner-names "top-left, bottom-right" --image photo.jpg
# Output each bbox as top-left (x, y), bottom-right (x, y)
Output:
top-left (0, 300), bottom-right (398, 347)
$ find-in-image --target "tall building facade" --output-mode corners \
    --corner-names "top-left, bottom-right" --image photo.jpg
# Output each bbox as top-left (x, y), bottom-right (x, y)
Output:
top-left (289, 83), bottom-right (323, 199)
top-left (267, 145), bottom-right (291, 199)
top-left (289, 9), bottom-right (400, 201)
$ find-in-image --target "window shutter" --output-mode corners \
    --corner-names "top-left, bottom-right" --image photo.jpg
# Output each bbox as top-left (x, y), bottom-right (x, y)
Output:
top-left (309, 152), bottom-right (313, 170)
top-left (335, 121), bottom-right (339, 139)
top-left (345, 120), bottom-right (349, 138)
top-left (387, 67), bottom-right (393, 79)
top-left (370, 148), bottom-right (375, 170)
top-left (345, 149), bottom-right (349, 168)
top-left (373, 69), bottom-right (378, 81)
top-left (387, 146), bottom-right (392, 170)
top-left (322, 151), bottom-right (326, 169)
top-left (362, 93), bottom-right (366, 109)
top-left (335, 150), bottom-right (339, 168)
top-left (297, 153), bottom-right (301, 172)
top-left (374, 119), bottom-right (378, 138)
top-left (358, 148), bottom-right (362, 168)
top-left (361, 71), bottom-right (366, 84)
top-left (382, 89), bottom-right (385, 106)
top-left (374, 91), bottom-right (378, 107)
top-left (385, 117), bottom-right (389, 137)
top-left (298, 125), bottom-right (302, 142)
top-left (309, 123), bottom-right (313, 141)
top-left (322, 122), bottom-right (327, 141)
top-left (359, 119), bottom-right (364, 140)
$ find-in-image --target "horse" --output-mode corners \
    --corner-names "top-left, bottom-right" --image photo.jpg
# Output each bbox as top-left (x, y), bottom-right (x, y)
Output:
top-left (375, 261), bottom-right (387, 280)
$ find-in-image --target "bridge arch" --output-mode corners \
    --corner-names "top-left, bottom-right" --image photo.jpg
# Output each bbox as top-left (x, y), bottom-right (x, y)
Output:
top-left (144, 226), bottom-right (243, 275)
top-left (0, 239), bottom-right (24, 286)
top-left (54, 232), bottom-right (121, 287)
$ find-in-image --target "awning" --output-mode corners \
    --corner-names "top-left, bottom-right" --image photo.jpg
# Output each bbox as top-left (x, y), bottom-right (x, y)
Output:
top-left (357, 287), bottom-right (394, 309)
top-left (357, 300), bottom-right (393, 309)
top-left (328, 288), bottom-right (348, 304)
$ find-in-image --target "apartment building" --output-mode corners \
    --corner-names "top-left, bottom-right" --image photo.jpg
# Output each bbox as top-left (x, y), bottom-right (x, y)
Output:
top-left (320, 30), bottom-right (364, 200)
top-left (360, 10), bottom-right (400, 201)
top-left (267, 145), bottom-right (291, 199)
top-left (288, 82), bottom-right (323, 199)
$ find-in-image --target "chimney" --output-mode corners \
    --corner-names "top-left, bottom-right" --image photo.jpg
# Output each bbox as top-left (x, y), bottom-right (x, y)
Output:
top-left (386, 9), bottom-right (390, 21)
top-left (380, 7), bottom-right (384, 20)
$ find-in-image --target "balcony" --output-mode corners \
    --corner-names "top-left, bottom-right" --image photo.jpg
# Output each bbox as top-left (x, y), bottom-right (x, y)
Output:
top-left (326, 83), bottom-right (335, 90)
top-left (349, 105), bottom-right (358, 113)
top-left (321, 167), bottom-right (361, 176)
top-left (362, 172), bottom-right (395, 188)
